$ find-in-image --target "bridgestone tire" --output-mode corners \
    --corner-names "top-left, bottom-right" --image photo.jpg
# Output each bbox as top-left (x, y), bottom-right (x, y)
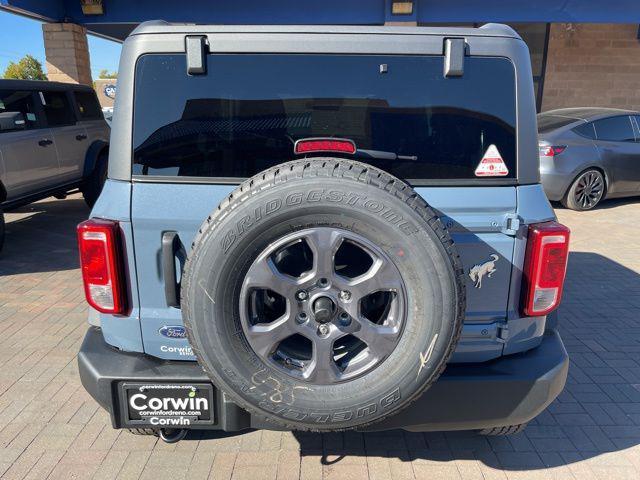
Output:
top-left (182, 159), bottom-right (465, 431)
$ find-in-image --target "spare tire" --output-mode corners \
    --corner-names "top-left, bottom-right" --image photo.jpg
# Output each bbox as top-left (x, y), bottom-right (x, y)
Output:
top-left (182, 159), bottom-right (465, 431)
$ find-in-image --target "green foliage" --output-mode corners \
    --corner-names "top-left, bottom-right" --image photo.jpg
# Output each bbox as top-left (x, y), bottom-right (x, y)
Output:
top-left (98, 69), bottom-right (118, 79)
top-left (3, 54), bottom-right (47, 81)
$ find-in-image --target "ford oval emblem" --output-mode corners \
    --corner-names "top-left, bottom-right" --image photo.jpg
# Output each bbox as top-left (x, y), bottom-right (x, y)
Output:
top-left (159, 326), bottom-right (187, 339)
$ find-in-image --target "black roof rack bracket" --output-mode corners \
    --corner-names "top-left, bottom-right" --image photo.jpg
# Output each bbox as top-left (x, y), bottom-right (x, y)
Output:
top-left (185, 35), bottom-right (208, 75)
top-left (443, 38), bottom-right (466, 78)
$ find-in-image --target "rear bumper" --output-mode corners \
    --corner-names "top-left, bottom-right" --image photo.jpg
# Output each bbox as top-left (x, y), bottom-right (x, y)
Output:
top-left (78, 326), bottom-right (568, 432)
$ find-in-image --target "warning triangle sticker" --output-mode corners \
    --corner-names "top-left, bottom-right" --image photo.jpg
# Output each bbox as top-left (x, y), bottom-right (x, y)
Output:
top-left (475, 145), bottom-right (509, 177)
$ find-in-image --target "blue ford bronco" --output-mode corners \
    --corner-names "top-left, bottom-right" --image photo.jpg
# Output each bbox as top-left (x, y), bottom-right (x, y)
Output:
top-left (77, 22), bottom-right (570, 443)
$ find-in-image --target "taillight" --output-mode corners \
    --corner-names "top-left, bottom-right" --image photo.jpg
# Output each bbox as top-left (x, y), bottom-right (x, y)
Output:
top-left (538, 145), bottom-right (566, 157)
top-left (77, 218), bottom-right (126, 314)
top-left (294, 138), bottom-right (356, 155)
top-left (522, 221), bottom-right (570, 316)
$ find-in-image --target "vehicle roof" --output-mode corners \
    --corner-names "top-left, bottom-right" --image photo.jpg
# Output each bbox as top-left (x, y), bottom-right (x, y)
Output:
top-left (0, 79), bottom-right (94, 92)
top-left (539, 107), bottom-right (638, 121)
top-left (130, 21), bottom-right (521, 40)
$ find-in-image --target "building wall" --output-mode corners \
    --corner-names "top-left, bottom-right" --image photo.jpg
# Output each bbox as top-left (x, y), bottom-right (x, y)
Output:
top-left (542, 23), bottom-right (640, 111)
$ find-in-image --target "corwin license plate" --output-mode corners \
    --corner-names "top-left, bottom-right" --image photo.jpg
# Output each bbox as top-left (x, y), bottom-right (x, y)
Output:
top-left (122, 383), bottom-right (214, 428)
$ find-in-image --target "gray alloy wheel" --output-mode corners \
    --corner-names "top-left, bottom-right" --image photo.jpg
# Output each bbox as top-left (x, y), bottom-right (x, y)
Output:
top-left (563, 169), bottom-right (605, 211)
top-left (239, 227), bottom-right (407, 384)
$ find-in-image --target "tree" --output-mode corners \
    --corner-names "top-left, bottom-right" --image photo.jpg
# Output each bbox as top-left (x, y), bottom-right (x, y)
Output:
top-left (3, 54), bottom-right (47, 81)
top-left (98, 69), bottom-right (118, 79)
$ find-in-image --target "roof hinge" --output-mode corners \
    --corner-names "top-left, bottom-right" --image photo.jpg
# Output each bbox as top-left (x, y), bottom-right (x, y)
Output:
top-left (185, 35), bottom-right (208, 75)
top-left (443, 38), bottom-right (466, 78)
top-left (501, 213), bottom-right (521, 237)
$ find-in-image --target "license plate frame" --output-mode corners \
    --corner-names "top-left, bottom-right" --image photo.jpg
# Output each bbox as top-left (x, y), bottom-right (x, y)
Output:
top-left (120, 382), bottom-right (215, 428)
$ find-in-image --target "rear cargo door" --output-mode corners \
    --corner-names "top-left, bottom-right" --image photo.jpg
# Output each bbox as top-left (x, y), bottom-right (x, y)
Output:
top-left (129, 51), bottom-right (519, 361)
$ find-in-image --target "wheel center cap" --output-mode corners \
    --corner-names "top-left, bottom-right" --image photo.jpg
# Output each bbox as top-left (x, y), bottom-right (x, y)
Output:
top-left (312, 296), bottom-right (335, 323)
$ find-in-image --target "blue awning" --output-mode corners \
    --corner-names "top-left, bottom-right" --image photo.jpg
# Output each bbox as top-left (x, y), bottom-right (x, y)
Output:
top-left (1, 0), bottom-right (638, 41)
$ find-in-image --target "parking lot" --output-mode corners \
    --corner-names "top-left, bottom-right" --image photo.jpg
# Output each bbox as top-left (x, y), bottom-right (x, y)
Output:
top-left (0, 194), bottom-right (639, 480)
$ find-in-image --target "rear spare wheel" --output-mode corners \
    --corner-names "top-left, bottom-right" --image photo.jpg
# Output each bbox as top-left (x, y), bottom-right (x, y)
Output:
top-left (182, 159), bottom-right (465, 431)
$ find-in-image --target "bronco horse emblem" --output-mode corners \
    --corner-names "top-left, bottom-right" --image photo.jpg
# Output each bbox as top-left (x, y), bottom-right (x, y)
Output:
top-left (469, 254), bottom-right (499, 288)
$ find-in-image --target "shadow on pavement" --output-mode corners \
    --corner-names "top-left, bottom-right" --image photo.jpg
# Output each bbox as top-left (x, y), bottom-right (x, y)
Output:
top-left (183, 246), bottom-right (640, 473)
top-left (0, 195), bottom-right (89, 275)
top-left (274, 251), bottom-right (639, 471)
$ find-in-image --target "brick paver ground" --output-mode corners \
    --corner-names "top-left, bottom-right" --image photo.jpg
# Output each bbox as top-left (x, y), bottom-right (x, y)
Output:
top-left (1, 194), bottom-right (639, 480)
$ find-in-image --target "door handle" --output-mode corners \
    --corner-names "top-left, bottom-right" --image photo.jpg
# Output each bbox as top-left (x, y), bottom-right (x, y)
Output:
top-left (38, 139), bottom-right (53, 147)
top-left (75, 134), bottom-right (87, 141)
top-left (162, 232), bottom-right (182, 308)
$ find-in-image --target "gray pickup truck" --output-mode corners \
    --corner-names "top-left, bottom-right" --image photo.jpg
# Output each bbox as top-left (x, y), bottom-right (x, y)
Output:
top-left (76, 22), bottom-right (570, 443)
top-left (0, 80), bottom-right (109, 251)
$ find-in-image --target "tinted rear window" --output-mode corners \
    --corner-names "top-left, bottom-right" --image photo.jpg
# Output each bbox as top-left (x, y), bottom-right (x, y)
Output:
top-left (537, 114), bottom-right (577, 133)
top-left (41, 91), bottom-right (75, 127)
top-left (133, 54), bottom-right (516, 181)
top-left (74, 91), bottom-right (103, 120)
top-left (593, 116), bottom-right (635, 142)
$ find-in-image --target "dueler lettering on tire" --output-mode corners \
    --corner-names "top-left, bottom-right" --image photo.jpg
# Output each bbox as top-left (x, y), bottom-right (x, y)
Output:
top-left (182, 159), bottom-right (465, 431)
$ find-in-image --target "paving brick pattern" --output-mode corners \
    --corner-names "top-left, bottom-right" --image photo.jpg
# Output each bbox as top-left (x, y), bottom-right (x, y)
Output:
top-left (1, 195), bottom-right (639, 479)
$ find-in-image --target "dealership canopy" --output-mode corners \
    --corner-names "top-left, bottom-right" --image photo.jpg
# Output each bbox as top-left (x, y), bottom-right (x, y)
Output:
top-left (1, 0), bottom-right (639, 41)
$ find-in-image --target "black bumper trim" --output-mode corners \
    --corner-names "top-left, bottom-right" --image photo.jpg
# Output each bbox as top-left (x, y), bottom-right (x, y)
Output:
top-left (78, 326), bottom-right (568, 432)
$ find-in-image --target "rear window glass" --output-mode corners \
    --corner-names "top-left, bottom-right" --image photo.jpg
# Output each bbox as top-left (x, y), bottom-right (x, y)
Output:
top-left (74, 91), bottom-right (103, 120)
top-left (572, 122), bottom-right (596, 139)
top-left (133, 54), bottom-right (516, 181)
top-left (593, 116), bottom-right (635, 142)
top-left (40, 91), bottom-right (75, 127)
top-left (537, 114), bottom-right (576, 133)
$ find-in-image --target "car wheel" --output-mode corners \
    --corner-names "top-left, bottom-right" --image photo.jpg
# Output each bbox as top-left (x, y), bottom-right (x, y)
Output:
top-left (562, 169), bottom-right (605, 211)
top-left (81, 151), bottom-right (108, 208)
top-left (181, 158), bottom-right (466, 431)
top-left (0, 207), bottom-right (4, 253)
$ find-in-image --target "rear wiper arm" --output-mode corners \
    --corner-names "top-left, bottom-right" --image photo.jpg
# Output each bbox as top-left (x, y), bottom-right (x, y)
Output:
top-left (355, 149), bottom-right (418, 161)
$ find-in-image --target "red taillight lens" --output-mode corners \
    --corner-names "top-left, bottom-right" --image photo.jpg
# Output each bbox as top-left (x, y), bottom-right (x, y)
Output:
top-left (538, 145), bottom-right (566, 157)
top-left (522, 221), bottom-right (570, 316)
top-left (294, 138), bottom-right (356, 155)
top-left (77, 218), bottom-right (126, 314)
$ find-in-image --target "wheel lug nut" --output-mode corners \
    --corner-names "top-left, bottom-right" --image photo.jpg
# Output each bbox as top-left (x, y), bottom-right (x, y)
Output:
top-left (296, 312), bottom-right (308, 324)
top-left (339, 312), bottom-right (351, 326)
top-left (339, 290), bottom-right (352, 301)
top-left (317, 324), bottom-right (330, 336)
top-left (296, 290), bottom-right (309, 301)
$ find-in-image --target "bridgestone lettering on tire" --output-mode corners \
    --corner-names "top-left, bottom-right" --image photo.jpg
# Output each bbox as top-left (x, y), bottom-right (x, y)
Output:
top-left (182, 159), bottom-right (465, 431)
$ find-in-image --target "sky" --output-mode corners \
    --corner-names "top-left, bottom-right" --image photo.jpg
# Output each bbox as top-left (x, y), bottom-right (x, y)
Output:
top-left (0, 10), bottom-right (121, 79)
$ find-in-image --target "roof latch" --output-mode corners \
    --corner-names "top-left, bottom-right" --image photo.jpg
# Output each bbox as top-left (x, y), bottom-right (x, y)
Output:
top-left (185, 35), bottom-right (208, 75)
top-left (443, 38), bottom-right (466, 78)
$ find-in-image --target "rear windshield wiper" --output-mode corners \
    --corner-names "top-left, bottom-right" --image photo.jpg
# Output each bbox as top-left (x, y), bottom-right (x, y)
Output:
top-left (355, 149), bottom-right (418, 161)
